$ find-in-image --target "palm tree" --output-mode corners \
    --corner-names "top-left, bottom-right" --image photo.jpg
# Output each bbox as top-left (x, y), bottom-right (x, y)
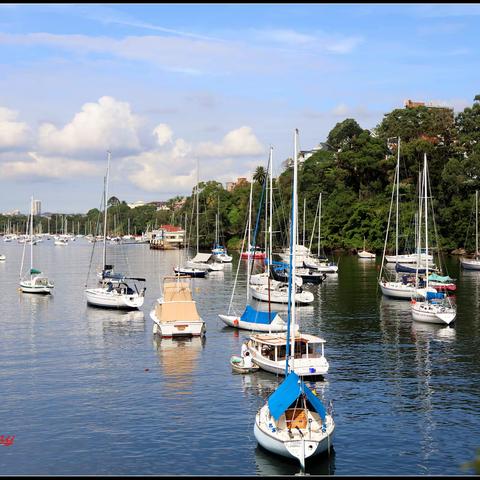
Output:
top-left (253, 166), bottom-right (267, 185)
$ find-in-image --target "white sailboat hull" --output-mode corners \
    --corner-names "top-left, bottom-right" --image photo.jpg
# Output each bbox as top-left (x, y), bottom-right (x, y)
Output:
top-left (254, 406), bottom-right (334, 464)
top-left (19, 280), bottom-right (53, 294)
top-left (385, 253), bottom-right (433, 263)
top-left (85, 288), bottom-right (144, 309)
top-left (218, 314), bottom-right (288, 332)
top-left (358, 250), bottom-right (375, 259)
top-left (250, 284), bottom-right (314, 305)
top-left (302, 258), bottom-right (338, 273)
top-left (460, 258), bottom-right (480, 270)
top-left (379, 281), bottom-right (415, 299)
top-left (411, 301), bottom-right (456, 325)
top-left (212, 253), bottom-right (232, 263)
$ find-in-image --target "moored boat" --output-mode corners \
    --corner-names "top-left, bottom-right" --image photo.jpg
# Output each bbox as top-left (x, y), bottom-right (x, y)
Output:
top-left (151, 276), bottom-right (206, 338)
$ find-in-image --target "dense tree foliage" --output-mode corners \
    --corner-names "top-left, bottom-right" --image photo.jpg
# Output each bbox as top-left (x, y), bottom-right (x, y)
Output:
top-left (3, 96), bottom-right (480, 253)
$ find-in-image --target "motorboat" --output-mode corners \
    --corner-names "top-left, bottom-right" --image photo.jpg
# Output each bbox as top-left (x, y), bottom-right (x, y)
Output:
top-left (151, 276), bottom-right (206, 338)
top-left (247, 332), bottom-right (328, 378)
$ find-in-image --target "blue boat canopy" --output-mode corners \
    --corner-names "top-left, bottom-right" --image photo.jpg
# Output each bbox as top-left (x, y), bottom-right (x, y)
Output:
top-left (264, 258), bottom-right (288, 268)
top-left (30, 268), bottom-right (42, 274)
top-left (268, 371), bottom-right (327, 422)
top-left (240, 305), bottom-right (278, 325)
top-left (426, 291), bottom-right (445, 300)
top-left (103, 271), bottom-right (125, 280)
top-left (428, 273), bottom-right (453, 283)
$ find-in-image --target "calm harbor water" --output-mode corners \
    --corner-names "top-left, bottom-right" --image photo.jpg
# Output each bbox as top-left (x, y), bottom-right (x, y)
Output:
top-left (1, 240), bottom-right (479, 475)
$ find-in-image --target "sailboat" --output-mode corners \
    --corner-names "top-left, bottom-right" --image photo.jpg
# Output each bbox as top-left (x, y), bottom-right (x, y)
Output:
top-left (84, 152), bottom-right (146, 309)
top-left (211, 198), bottom-right (232, 263)
top-left (410, 154), bottom-right (456, 325)
top-left (358, 237), bottom-right (375, 259)
top-left (253, 130), bottom-right (335, 471)
top-left (378, 137), bottom-right (422, 299)
top-left (248, 131), bottom-right (328, 377)
top-left (19, 197), bottom-right (54, 294)
top-left (249, 146), bottom-right (314, 305)
top-left (299, 193), bottom-right (338, 273)
top-left (460, 190), bottom-right (480, 270)
top-left (219, 149), bottom-right (290, 333)
top-left (176, 165), bottom-right (223, 274)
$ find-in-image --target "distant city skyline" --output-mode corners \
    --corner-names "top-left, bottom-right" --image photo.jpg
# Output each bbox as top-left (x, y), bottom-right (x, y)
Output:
top-left (1, 4), bottom-right (479, 212)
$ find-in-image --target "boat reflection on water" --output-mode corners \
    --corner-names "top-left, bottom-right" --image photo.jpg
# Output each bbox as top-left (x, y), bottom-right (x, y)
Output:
top-left (411, 321), bottom-right (456, 342)
top-left (379, 295), bottom-right (412, 326)
top-left (152, 335), bottom-right (206, 396)
top-left (255, 437), bottom-right (336, 476)
top-left (240, 369), bottom-right (279, 398)
top-left (86, 307), bottom-right (145, 343)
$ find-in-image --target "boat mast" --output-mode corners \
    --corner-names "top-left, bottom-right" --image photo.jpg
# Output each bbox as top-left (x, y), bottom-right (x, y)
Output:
top-left (268, 146), bottom-right (273, 278)
top-left (302, 197), bottom-right (306, 248)
top-left (30, 196), bottom-right (33, 277)
top-left (424, 153), bottom-right (428, 291)
top-left (247, 180), bottom-right (253, 302)
top-left (476, 190), bottom-right (479, 259)
top-left (196, 159), bottom-right (199, 255)
top-left (286, 129), bottom-right (298, 375)
top-left (318, 192), bottom-right (322, 258)
top-left (395, 137), bottom-right (400, 262)
top-left (103, 151), bottom-right (111, 269)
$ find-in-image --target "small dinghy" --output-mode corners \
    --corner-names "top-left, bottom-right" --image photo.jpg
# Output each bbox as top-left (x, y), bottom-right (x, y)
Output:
top-left (230, 355), bottom-right (259, 374)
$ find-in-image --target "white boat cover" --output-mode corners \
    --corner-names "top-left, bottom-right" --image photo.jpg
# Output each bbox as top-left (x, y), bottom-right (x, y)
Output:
top-left (191, 253), bottom-right (212, 263)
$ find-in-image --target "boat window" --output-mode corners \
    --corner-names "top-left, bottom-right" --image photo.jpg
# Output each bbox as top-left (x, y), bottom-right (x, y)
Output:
top-left (307, 343), bottom-right (323, 358)
top-left (276, 345), bottom-right (287, 360)
top-left (294, 340), bottom-right (308, 359)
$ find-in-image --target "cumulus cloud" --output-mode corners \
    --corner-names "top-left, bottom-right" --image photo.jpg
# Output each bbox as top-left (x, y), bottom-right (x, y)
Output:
top-left (153, 123), bottom-right (173, 146)
top-left (2, 151), bottom-right (102, 179)
top-left (38, 96), bottom-right (141, 155)
top-left (195, 126), bottom-right (264, 158)
top-left (126, 124), bottom-right (264, 194)
top-left (0, 107), bottom-right (30, 150)
top-left (126, 138), bottom-right (195, 193)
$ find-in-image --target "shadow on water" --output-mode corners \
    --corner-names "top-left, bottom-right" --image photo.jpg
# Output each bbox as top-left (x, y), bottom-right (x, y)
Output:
top-left (255, 443), bottom-right (336, 476)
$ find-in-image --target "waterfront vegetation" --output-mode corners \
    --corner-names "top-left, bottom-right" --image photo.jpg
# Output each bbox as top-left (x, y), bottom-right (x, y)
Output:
top-left (3, 95), bottom-right (480, 254)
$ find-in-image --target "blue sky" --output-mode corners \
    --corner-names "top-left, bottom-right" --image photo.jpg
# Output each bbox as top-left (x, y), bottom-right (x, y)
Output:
top-left (0, 3), bottom-right (479, 213)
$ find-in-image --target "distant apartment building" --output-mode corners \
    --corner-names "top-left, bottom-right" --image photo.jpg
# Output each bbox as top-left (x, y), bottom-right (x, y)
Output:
top-left (404, 99), bottom-right (454, 114)
top-left (226, 177), bottom-right (249, 192)
top-left (32, 200), bottom-right (41, 216)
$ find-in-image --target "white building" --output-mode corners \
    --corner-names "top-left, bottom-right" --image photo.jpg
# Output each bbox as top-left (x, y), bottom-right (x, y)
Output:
top-left (127, 200), bottom-right (147, 209)
top-left (33, 200), bottom-right (41, 216)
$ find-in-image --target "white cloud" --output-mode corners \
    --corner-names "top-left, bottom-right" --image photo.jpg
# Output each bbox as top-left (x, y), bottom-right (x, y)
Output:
top-left (332, 103), bottom-right (349, 116)
top-left (252, 28), bottom-right (364, 54)
top-left (0, 107), bottom-right (30, 150)
top-left (38, 96), bottom-right (142, 155)
top-left (195, 126), bottom-right (264, 158)
top-left (126, 138), bottom-right (195, 193)
top-left (2, 151), bottom-right (102, 179)
top-left (153, 123), bottom-right (173, 146)
top-left (125, 125), bottom-right (264, 194)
